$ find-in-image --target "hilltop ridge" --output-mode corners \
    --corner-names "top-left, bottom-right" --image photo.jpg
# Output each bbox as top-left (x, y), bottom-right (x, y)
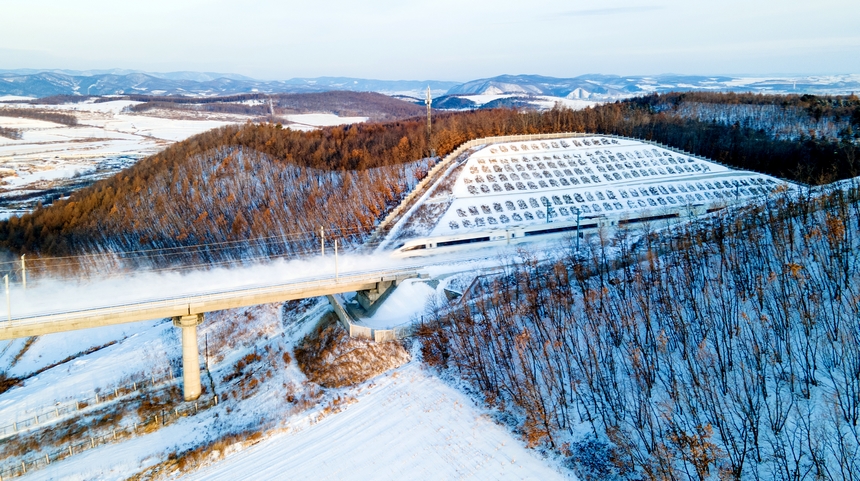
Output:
top-left (3, 71), bottom-right (859, 101)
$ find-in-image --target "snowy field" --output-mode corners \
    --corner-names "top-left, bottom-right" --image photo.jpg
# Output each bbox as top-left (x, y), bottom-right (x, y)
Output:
top-left (187, 362), bottom-right (569, 481)
top-left (283, 113), bottom-right (368, 131)
top-left (0, 98), bottom-right (369, 218)
top-left (0, 99), bottom-right (233, 219)
top-left (459, 94), bottom-right (597, 110)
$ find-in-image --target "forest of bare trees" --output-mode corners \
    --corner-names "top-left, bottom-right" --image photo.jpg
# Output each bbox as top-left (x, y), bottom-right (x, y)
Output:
top-left (0, 93), bottom-right (857, 264)
top-left (638, 92), bottom-right (860, 143)
top-left (0, 148), bottom-right (429, 278)
top-left (125, 91), bottom-right (426, 121)
top-left (0, 126), bottom-right (21, 140)
top-left (0, 107), bottom-right (78, 126)
top-left (418, 183), bottom-right (860, 480)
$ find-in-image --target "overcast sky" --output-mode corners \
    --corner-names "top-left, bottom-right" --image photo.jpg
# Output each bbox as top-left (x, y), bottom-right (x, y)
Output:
top-left (2, 0), bottom-right (858, 81)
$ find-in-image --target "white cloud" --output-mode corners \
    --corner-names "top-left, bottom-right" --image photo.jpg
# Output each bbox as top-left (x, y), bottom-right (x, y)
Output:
top-left (0, 0), bottom-right (857, 79)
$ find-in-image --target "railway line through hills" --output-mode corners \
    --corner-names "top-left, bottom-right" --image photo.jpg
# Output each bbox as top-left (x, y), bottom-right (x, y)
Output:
top-left (0, 131), bottom-right (806, 403)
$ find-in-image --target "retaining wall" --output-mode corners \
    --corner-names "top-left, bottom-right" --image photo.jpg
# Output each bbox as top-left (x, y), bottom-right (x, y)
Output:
top-left (326, 295), bottom-right (408, 342)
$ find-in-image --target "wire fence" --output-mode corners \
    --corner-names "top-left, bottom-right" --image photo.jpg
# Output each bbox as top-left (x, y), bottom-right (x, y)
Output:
top-left (0, 368), bottom-right (177, 440)
top-left (0, 393), bottom-right (218, 480)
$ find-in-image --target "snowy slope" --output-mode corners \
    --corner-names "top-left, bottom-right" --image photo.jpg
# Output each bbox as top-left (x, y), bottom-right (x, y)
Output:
top-left (0, 264), bottom-right (571, 480)
top-left (187, 362), bottom-right (571, 481)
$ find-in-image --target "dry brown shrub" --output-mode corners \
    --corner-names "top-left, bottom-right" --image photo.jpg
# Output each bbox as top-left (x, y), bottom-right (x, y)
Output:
top-left (220, 348), bottom-right (280, 401)
top-left (10, 337), bottom-right (37, 366)
top-left (315, 394), bottom-right (358, 422)
top-left (294, 319), bottom-right (410, 388)
top-left (136, 385), bottom-right (181, 419)
top-left (128, 430), bottom-right (267, 481)
top-left (287, 382), bottom-right (325, 415)
top-left (0, 372), bottom-right (22, 395)
top-left (415, 321), bottom-right (449, 368)
top-left (221, 352), bottom-right (262, 383)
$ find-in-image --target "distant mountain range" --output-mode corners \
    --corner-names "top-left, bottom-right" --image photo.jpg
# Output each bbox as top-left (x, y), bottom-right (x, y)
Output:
top-left (445, 74), bottom-right (860, 100)
top-left (0, 68), bottom-right (258, 82)
top-left (0, 69), bottom-right (857, 102)
top-left (0, 70), bottom-right (458, 99)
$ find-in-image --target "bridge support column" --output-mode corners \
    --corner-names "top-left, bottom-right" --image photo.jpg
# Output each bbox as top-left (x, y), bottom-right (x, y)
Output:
top-left (356, 281), bottom-right (394, 311)
top-left (173, 314), bottom-right (204, 401)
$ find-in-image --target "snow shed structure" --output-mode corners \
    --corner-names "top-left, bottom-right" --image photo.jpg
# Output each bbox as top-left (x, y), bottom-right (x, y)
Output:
top-left (392, 134), bottom-right (791, 256)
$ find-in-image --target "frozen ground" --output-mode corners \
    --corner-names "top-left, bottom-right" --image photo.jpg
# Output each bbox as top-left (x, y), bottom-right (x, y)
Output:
top-left (0, 320), bottom-right (170, 419)
top-left (0, 99), bottom-right (233, 218)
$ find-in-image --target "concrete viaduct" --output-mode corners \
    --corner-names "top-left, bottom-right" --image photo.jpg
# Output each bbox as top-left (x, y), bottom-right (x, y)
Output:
top-left (0, 268), bottom-right (421, 400)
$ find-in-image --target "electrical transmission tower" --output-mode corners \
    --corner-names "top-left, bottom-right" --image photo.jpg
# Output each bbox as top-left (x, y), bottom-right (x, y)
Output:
top-left (426, 86), bottom-right (435, 157)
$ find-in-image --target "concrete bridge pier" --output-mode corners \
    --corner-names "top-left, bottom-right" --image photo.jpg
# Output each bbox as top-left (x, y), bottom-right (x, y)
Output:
top-left (173, 314), bottom-right (204, 401)
top-left (355, 280), bottom-right (394, 311)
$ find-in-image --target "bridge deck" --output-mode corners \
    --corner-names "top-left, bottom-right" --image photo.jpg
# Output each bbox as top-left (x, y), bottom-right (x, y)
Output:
top-left (0, 269), bottom-right (421, 340)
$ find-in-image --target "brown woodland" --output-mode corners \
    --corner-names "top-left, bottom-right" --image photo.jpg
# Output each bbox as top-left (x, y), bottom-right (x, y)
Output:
top-left (0, 93), bottom-right (857, 263)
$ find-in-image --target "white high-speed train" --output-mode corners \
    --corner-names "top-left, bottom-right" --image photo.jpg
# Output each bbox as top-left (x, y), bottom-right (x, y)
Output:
top-left (391, 205), bottom-right (710, 258)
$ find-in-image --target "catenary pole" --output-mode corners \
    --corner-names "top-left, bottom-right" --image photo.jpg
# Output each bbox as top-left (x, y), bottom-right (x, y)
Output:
top-left (4, 274), bottom-right (9, 321)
